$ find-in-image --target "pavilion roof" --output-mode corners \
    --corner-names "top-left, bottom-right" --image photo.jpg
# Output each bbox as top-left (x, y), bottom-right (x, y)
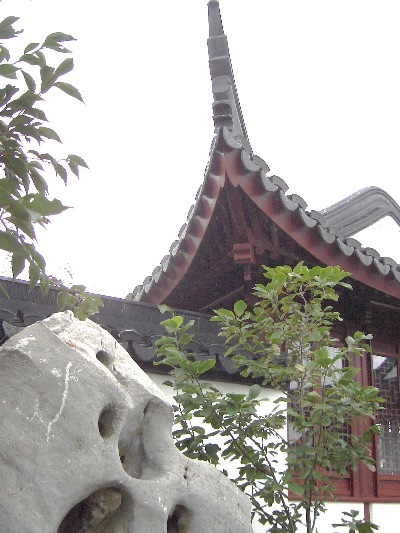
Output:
top-left (128, 1), bottom-right (400, 308)
top-left (321, 186), bottom-right (400, 238)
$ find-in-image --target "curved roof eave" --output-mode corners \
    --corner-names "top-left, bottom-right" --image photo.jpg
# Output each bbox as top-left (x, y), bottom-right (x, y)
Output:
top-left (127, 131), bottom-right (226, 304)
top-left (129, 127), bottom-right (400, 303)
top-left (321, 186), bottom-right (400, 238)
top-left (128, 1), bottom-right (400, 304)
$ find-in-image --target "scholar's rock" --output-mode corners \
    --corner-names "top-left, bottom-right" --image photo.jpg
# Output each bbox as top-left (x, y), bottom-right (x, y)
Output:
top-left (0, 311), bottom-right (252, 533)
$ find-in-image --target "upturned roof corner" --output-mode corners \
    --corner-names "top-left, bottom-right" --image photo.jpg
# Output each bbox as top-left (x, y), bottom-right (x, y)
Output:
top-left (128, 2), bottom-right (400, 308)
top-left (322, 186), bottom-right (400, 238)
top-left (207, 0), bottom-right (252, 153)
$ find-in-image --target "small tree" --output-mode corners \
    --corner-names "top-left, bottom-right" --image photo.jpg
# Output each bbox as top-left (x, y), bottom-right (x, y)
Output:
top-left (0, 13), bottom-right (102, 319)
top-left (156, 263), bottom-right (382, 532)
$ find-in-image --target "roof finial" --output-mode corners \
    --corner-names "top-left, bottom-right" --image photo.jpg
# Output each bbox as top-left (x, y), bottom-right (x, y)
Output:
top-left (208, 1), bottom-right (224, 37)
top-left (207, 0), bottom-right (252, 152)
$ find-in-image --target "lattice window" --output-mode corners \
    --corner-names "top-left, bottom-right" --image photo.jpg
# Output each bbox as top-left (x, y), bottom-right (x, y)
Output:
top-left (373, 355), bottom-right (400, 475)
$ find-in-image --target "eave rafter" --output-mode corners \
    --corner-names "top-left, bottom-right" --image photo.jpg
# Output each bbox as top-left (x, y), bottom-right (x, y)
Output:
top-left (130, 1), bottom-right (400, 308)
top-left (217, 128), bottom-right (400, 299)
top-left (128, 145), bottom-right (227, 305)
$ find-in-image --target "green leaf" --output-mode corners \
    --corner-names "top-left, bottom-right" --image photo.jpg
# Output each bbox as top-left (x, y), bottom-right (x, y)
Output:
top-left (0, 231), bottom-right (26, 255)
top-left (21, 70), bottom-right (36, 92)
top-left (68, 154), bottom-right (89, 168)
top-left (30, 248), bottom-right (46, 273)
top-left (214, 308), bottom-right (235, 321)
top-left (38, 127), bottom-right (61, 142)
top-left (28, 263), bottom-right (40, 289)
top-left (56, 163), bottom-right (68, 184)
top-left (29, 161), bottom-right (44, 170)
top-left (234, 299), bottom-right (247, 317)
top-left (46, 43), bottom-right (72, 54)
top-left (160, 316), bottom-right (184, 330)
top-left (30, 168), bottom-right (48, 194)
top-left (288, 483), bottom-right (304, 496)
top-left (0, 44), bottom-right (10, 63)
top-left (35, 51), bottom-right (46, 67)
top-left (68, 160), bottom-right (79, 177)
top-left (308, 330), bottom-right (322, 342)
top-left (7, 90), bottom-right (42, 111)
top-left (17, 124), bottom-right (42, 142)
top-left (44, 32), bottom-right (76, 44)
top-left (158, 304), bottom-right (172, 315)
top-left (164, 346), bottom-right (183, 359)
top-left (0, 84), bottom-right (18, 106)
top-left (19, 54), bottom-right (42, 66)
top-left (23, 195), bottom-right (70, 216)
top-left (24, 42), bottom-right (40, 54)
top-left (0, 64), bottom-right (18, 79)
top-left (25, 107), bottom-right (48, 121)
top-left (0, 16), bottom-right (21, 39)
top-left (11, 253), bottom-right (25, 278)
top-left (54, 82), bottom-right (84, 103)
top-left (0, 16), bottom-right (19, 31)
top-left (248, 384), bottom-right (261, 400)
top-left (155, 336), bottom-right (174, 347)
top-left (33, 152), bottom-right (53, 167)
top-left (40, 274), bottom-right (50, 297)
top-left (40, 65), bottom-right (55, 93)
top-left (57, 290), bottom-right (69, 311)
top-left (54, 58), bottom-right (74, 78)
top-left (269, 331), bottom-right (282, 344)
top-left (9, 114), bottom-right (33, 128)
top-left (338, 368), bottom-right (360, 382)
top-left (197, 359), bottom-right (216, 374)
top-left (70, 284), bottom-right (86, 292)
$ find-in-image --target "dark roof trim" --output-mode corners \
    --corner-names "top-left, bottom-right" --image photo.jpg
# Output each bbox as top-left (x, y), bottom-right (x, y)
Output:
top-left (0, 276), bottom-right (258, 385)
top-left (321, 186), bottom-right (400, 238)
top-left (0, 276), bottom-right (214, 334)
top-left (130, 127), bottom-right (400, 303)
top-left (129, 2), bottom-right (400, 303)
top-left (208, 0), bottom-right (252, 151)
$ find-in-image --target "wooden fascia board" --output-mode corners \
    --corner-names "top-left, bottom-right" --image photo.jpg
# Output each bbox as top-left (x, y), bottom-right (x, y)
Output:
top-left (219, 136), bottom-right (400, 300)
top-left (139, 148), bottom-right (227, 305)
top-left (136, 126), bottom-right (400, 305)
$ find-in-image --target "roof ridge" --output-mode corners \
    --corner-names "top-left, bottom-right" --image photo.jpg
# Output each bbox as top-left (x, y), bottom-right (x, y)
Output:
top-left (127, 5), bottom-right (400, 305)
top-left (321, 186), bottom-right (400, 237)
top-left (207, 0), bottom-right (252, 151)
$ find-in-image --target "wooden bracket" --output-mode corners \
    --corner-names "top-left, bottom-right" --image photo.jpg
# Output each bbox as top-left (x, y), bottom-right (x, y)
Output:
top-left (232, 242), bottom-right (255, 264)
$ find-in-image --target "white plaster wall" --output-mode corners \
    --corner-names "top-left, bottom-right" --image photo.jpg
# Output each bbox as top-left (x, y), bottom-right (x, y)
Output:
top-left (296, 502), bottom-right (364, 533)
top-left (370, 503), bottom-right (400, 533)
top-left (149, 373), bottom-right (399, 532)
top-left (150, 373), bottom-right (286, 482)
top-left (150, 373), bottom-right (279, 532)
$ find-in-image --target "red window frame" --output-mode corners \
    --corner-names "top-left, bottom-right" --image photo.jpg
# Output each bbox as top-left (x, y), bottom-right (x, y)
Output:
top-left (289, 331), bottom-right (400, 502)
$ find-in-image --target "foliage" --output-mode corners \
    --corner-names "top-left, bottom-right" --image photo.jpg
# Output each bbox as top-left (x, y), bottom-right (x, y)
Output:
top-left (332, 510), bottom-right (379, 533)
top-left (156, 264), bottom-right (383, 533)
top-left (0, 14), bottom-right (102, 319)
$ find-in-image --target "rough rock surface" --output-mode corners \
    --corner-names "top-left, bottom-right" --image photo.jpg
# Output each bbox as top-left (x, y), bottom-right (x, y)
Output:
top-left (0, 311), bottom-right (253, 533)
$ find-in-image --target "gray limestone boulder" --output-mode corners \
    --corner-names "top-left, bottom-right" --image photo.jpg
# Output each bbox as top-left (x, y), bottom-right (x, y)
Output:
top-left (0, 311), bottom-right (253, 533)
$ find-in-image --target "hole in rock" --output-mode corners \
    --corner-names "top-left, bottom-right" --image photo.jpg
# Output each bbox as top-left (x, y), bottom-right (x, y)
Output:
top-left (58, 487), bottom-right (126, 533)
top-left (98, 405), bottom-right (119, 439)
top-left (167, 505), bottom-right (190, 533)
top-left (118, 399), bottom-right (169, 480)
top-left (96, 350), bottom-right (114, 370)
top-left (118, 414), bottom-right (146, 479)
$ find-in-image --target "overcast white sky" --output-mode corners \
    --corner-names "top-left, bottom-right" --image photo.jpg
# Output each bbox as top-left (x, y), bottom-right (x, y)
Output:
top-left (4, 0), bottom-right (400, 298)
